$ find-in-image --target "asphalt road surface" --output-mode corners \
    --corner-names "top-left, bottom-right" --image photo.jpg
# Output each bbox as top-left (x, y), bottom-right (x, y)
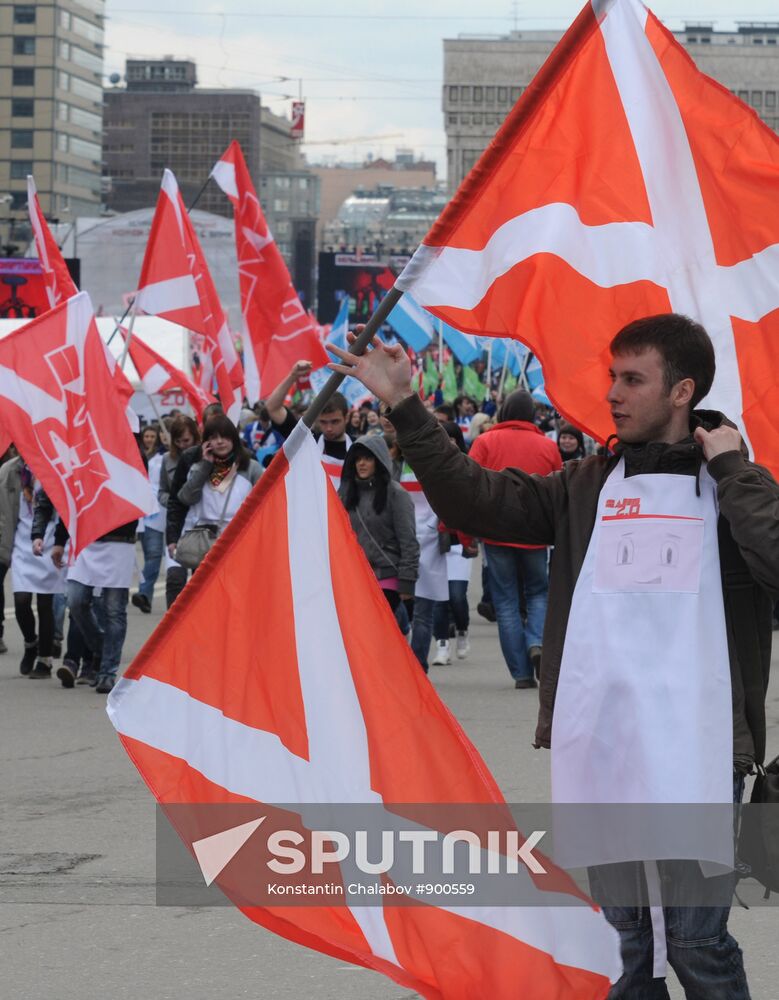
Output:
top-left (1, 562), bottom-right (777, 1000)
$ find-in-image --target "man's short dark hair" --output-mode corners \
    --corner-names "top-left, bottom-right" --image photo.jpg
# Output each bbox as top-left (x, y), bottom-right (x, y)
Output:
top-left (321, 391), bottom-right (348, 417)
top-left (610, 313), bottom-right (715, 409)
top-left (433, 403), bottom-right (455, 420)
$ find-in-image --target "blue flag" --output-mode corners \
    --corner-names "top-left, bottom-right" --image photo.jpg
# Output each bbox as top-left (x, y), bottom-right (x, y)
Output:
top-left (387, 294), bottom-right (434, 352)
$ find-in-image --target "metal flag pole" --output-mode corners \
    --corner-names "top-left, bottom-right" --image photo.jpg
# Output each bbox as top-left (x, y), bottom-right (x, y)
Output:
top-left (118, 300), bottom-right (138, 370)
top-left (437, 317), bottom-right (444, 374)
top-left (303, 287), bottom-right (403, 429)
top-left (485, 339), bottom-right (493, 398)
top-left (519, 346), bottom-right (534, 391)
top-left (497, 344), bottom-right (511, 400)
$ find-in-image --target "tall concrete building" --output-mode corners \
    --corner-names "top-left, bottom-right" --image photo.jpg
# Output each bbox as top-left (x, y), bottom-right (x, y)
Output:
top-left (0, 0), bottom-right (105, 230)
top-left (444, 22), bottom-right (779, 191)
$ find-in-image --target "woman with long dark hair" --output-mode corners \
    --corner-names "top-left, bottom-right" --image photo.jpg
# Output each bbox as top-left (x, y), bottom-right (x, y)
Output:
top-left (166, 415), bottom-right (262, 584)
top-left (338, 435), bottom-right (419, 613)
top-left (156, 415), bottom-right (200, 609)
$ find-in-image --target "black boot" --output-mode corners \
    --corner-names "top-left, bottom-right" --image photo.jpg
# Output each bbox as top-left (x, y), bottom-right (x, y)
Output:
top-left (19, 640), bottom-right (37, 675)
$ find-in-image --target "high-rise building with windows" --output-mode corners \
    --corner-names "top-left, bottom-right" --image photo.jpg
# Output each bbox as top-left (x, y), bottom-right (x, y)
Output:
top-left (444, 22), bottom-right (779, 191)
top-left (0, 0), bottom-right (105, 228)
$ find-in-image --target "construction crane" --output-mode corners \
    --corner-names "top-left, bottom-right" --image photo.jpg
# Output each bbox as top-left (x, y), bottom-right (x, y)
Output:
top-left (301, 133), bottom-right (404, 145)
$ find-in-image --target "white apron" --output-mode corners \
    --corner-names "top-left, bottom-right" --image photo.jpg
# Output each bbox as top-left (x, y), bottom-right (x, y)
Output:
top-left (68, 541), bottom-right (137, 589)
top-left (552, 460), bottom-right (733, 864)
top-left (11, 489), bottom-right (67, 595)
top-left (446, 544), bottom-right (473, 584)
top-left (400, 464), bottom-right (448, 602)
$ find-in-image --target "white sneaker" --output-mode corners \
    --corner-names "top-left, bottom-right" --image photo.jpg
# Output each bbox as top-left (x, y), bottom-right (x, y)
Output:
top-left (432, 640), bottom-right (451, 665)
top-left (455, 631), bottom-right (470, 659)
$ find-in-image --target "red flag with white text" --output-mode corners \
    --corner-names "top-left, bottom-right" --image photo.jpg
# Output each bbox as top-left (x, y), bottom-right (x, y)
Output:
top-left (121, 328), bottom-right (215, 422)
top-left (107, 420), bottom-right (620, 998)
top-left (0, 292), bottom-right (155, 555)
top-left (211, 141), bottom-right (328, 403)
top-left (397, 0), bottom-right (779, 478)
top-left (134, 170), bottom-right (244, 420)
top-left (27, 176), bottom-right (78, 310)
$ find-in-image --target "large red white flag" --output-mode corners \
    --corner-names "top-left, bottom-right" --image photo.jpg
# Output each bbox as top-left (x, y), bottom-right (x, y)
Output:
top-left (397, 0), bottom-right (779, 479)
top-left (133, 170), bottom-right (244, 420)
top-left (27, 176), bottom-right (78, 309)
top-left (0, 292), bottom-right (155, 556)
top-left (107, 421), bottom-right (620, 998)
top-left (120, 328), bottom-right (215, 422)
top-left (211, 141), bottom-right (328, 403)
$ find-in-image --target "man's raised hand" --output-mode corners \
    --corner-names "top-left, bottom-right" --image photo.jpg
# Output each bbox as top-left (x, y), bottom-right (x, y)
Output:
top-left (327, 326), bottom-right (414, 408)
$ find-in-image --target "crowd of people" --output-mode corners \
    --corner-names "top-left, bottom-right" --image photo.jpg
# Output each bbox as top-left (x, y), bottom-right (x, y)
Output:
top-left (0, 355), bottom-right (584, 696)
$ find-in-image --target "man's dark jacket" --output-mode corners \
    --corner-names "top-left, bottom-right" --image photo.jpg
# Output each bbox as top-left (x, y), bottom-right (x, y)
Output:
top-left (390, 394), bottom-right (778, 771)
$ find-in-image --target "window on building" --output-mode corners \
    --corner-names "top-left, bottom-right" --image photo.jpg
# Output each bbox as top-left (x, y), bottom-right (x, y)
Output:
top-left (12, 68), bottom-right (34, 85)
top-left (473, 86), bottom-right (483, 103)
top-left (13, 37), bottom-right (35, 55)
top-left (59, 9), bottom-right (72, 29)
top-left (11, 99), bottom-right (34, 117)
top-left (58, 71), bottom-right (70, 91)
top-left (449, 86), bottom-right (458, 102)
top-left (687, 36), bottom-right (698, 43)
top-left (70, 76), bottom-right (102, 103)
top-left (752, 92), bottom-right (763, 108)
top-left (484, 87), bottom-right (494, 102)
top-left (11, 130), bottom-right (34, 149)
top-left (298, 177), bottom-right (308, 190)
top-left (738, 90), bottom-right (749, 101)
top-left (70, 45), bottom-right (103, 74)
top-left (448, 114), bottom-right (458, 124)
top-left (498, 87), bottom-right (508, 103)
top-left (59, 41), bottom-right (71, 59)
top-left (768, 38), bottom-right (777, 45)
top-left (273, 199), bottom-right (289, 212)
top-left (275, 176), bottom-right (291, 189)
top-left (473, 113), bottom-right (483, 124)
top-left (70, 105), bottom-right (102, 131)
top-left (511, 87), bottom-right (522, 102)
top-left (700, 36), bottom-right (710, 43)
top-left (71, 15), bottom-right (103, 44)
top-left (753, 37), bottom-right (764, 45)
top-left (10, 161), bottom-right (33, 180)
top-left (275, 221), bottom-right (290, 235)
top-left (767, 92), bottom-right (776, 109)
top-left (10, 192), bottom-right (27, 211)
top-left (14, 5), bottom-right (36, 23)
top-left (460, 86), bottom-right (471, 102)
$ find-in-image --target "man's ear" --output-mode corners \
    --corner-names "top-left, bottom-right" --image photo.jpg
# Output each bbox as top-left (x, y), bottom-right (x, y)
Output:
top-left (673, 377), bottom-right (695, 409)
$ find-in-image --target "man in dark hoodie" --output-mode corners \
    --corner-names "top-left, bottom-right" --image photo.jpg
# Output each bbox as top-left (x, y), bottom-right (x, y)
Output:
top-left (469, 389), bottom-right (562, 687)
top-left (330, 312), bottom-right (779, 999)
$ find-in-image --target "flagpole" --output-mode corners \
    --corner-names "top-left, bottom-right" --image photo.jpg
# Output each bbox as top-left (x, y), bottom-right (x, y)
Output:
top-left (437, 318), bottom-right (444, 374)
top-left (497, 346), bottom-right (510, 400)
top-left (303, 287), bottom-right (403, 429)
top-left (106, 177), bottom-right (211, 351)
top-left (519, 347), bottom-right (533, 391)
top-left (119, 302), bottom-right (138, 370)
top-left (485, 340), bottom-right (493, 398)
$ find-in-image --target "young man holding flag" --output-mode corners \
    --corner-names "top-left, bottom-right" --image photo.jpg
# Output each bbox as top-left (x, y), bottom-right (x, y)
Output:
top-left (329, 312), bottom-right (778, 998)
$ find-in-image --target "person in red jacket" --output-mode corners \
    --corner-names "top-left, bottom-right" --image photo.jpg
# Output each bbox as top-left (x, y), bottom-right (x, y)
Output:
top-left (469, 389), bottom-right (562, 687)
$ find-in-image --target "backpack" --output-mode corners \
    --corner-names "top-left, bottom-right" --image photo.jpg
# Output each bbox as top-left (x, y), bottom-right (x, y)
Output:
top-left (737, 754), bottom-right (779, 897)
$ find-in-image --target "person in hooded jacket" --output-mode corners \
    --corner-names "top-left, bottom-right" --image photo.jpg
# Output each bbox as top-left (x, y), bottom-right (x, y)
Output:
top-left (338, 434), bottom-right (419, 614)
top-left (557, 423), bottom-right (587, 463)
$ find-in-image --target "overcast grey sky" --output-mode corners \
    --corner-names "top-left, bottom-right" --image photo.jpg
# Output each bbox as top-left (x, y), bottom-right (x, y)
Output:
top-left (104, 1), bottom-right (779, 177)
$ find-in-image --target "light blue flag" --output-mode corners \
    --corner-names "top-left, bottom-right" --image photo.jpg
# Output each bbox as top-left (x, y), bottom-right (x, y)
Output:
top-left (482, 338), bottom-right (523, 376)
top-left (317, 296), bottom-right (373, 407)
top-left (387, 294), bottom-right (434, 352)
top-left (440, 321), bottom-right (481, 365)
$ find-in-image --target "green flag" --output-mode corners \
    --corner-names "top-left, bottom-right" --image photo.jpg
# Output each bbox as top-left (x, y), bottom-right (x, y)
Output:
top-left (442, 357), bottom-right (457, 402)
top-left (463, 365), bottom-right (486, 402)
top-left (502, 370), bottom-right (518, 395)
top-left (423, 355), bottom-right (439, 397)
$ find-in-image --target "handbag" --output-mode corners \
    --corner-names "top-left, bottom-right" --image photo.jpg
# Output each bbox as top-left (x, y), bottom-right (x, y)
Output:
top-left (174, 472), bottom-right (237, 570)
top-left (737, 753), bottom-right (779, 898)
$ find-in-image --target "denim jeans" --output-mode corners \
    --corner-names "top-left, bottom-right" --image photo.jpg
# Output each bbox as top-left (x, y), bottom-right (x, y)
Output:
top-left (484, 543), bottom-right (548, 680)
top-left (591, 776), bottom-right (749, 999)
top-left (138, 527), bottom-right (164, 604)
top-left (53, 592), bottom-right (66, 642)
top-left (67, 581), bottom-right (128, 680)
top-left (410, 596), bottom-right (435, 672)
top-left (433, 580), bottom-right (470, 640)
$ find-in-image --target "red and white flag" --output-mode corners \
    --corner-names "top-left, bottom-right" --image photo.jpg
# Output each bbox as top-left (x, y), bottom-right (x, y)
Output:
top-left (27, 176), bottom-right (78, 310)
top-left (0, 292), bottom-right (155, 556)
top-left (397, 0), bottom-right (779, 479)
top-left (211, 141), bottom-right (328, 403)
top-left (120, 328), bottom-right (215, 422)
top-left (107, 421), bottom-right (620, 998)
top-left (133, 170), bottom-right (244, 420)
